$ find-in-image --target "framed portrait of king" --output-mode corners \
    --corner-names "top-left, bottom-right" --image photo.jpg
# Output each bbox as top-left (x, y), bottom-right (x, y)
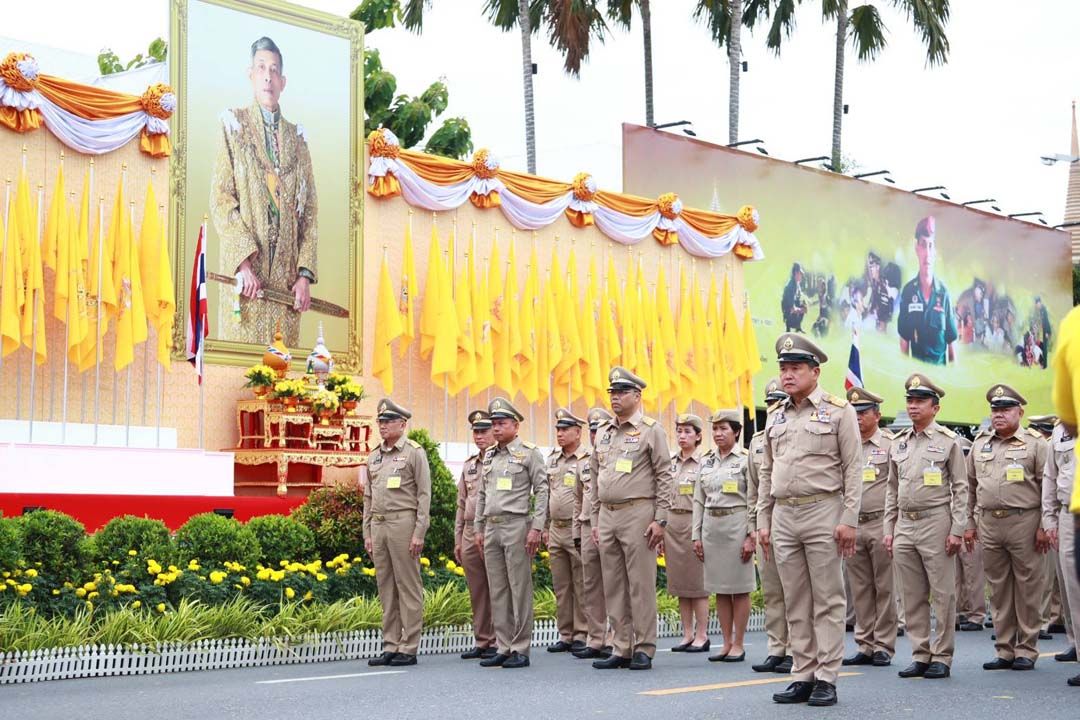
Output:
top-left (169, 0), bottom-right (363, 370)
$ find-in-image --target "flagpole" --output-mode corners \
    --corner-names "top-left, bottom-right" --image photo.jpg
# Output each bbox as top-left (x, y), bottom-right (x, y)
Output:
top-left (61, 186), bottom-right (74, 443)
top-left (80, 158), bottom-right (94, 426)
top-left (15, 149), bottom-right (28, 422)
top-left (112, 165), bottom-right (129, 428)
top-left (199, 216), bottom-right (208, 451)
top-left (124, 200), bottom-right (135, 447)
top-left (141, 176), bottom-right (155, 427)
top-left (155, 203), bottom-right (165, 449)
top-left (50, 153), bottom-right (67, 426)
top-left (0, 179), bottom-right (10, 383)
top-left (443, 243), bottom-right (450, 461)
top-left (28, 184), bottom-right (44, 443)
top-left (93, 196), bottom-right (105, 446)
top-left (406, 210), bottom-right (413, 406)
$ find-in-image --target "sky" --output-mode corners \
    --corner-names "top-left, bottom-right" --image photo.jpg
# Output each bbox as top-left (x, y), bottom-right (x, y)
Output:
top-left (3, 0), bottom-right (1078, 225)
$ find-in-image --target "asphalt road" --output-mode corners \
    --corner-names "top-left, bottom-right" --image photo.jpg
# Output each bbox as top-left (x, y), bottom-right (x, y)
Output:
top-left (2, 628), bottom-right (1077, 719)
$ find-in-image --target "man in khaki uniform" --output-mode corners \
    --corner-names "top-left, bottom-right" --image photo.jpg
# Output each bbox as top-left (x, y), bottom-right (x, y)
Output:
top-left (748, 378), bottom-right (793, 674)
top-left (1030, 415), bottom-right (1069, 639)
top-left (589, 367), bottom-right (673, 671)
top-left (966, 384), bottom-right (1050, 671)
top-left (1042, 416), bottom-right (1080, 672)
top-left (573, 408), bottom-right (615, 660)
top-left (757, 334), bottom-right (861, 707)
top-left (364, 399), bottom-right (431, 667)
top-left (545, 408), bottom-right (589, 653)
top-left (842, 387), bottom-right (898, 667)
top-left (474, 397), bottom-right (547, 669)
top-left (455, 410), bottom-right (497, 660)
top-left (882, 374), bottom-right (966, 679)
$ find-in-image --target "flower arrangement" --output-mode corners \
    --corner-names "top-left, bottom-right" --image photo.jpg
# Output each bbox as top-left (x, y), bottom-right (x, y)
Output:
top-left (309, 388), bottom-right (341, 422)
top-left (272, 379), bottom-right (308, 399)
top-left (243, 364), bottom-right (277, 389)
top-left (324, 373), bottom-right (350, 393)
top-left (335, 380), bottom-right (365, 403)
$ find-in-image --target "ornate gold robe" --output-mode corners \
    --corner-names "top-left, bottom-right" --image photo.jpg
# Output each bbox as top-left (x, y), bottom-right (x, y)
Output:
top-left (211, 103), bottom-right (318, 346)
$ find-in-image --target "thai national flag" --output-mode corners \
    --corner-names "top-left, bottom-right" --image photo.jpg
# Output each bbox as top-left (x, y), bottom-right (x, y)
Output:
top-left (844, 328), bottom-right (862, 391)
top-left (186, 223), bottom-right (209, 383)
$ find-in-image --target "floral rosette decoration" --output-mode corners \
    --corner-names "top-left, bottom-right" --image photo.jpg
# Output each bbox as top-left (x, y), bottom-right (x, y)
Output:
top-left (366, 127), bottom-right (403, 198)
top-left (468, 148), bottom-right (502, 208)
top-left (733, 204), bottom-right (760, 259)
top-left (565, 172), bottom-right (599, 228)
top-left (652, 192), bottom-right (683, 246)
top-left (0, 52), bottom-right (45, 131)
top-left (137, 83), bottom-right (176, 157)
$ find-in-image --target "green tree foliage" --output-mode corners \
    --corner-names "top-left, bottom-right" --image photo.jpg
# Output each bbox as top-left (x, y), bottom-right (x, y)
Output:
top-left (247, 515), bottom-right (318, 565)
top-left (173, 514), bottom-right (262, 569)
top-left (291, 480), bottom-right (366, 561)
top-left (18, 510), bottom-right (90, 580)
top-left (91, 516), bottom-right (171, 565)
top-left (97, 37), bottom-right (167, 76)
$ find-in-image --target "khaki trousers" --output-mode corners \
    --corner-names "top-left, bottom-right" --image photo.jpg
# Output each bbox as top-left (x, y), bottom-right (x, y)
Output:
top-left (371, 511), bottom-right (424, 655)
top-left (461, 524), bottom-right (495, 647)
top-left (1041, 550), bottom-right (1066, 629)
top-left (893, 505), bottom-right (956, 665)
top-left (484, 514), bottom-right (534, 656)
top-left (756, 540), bottom-right (789, 657)
top-left (772, 495), bottom-right (845, 684)
top-left (955, 543), bottom-right (986, 625)
top-left (979, 509), bottom-right (1045, 662)
top-left (598, 500), bottom-right (658, 658)
top-left (894, 564), bottom-right (906, 629)
top-left (549, 522), bottom-right (587, 643)
top-left (579, 520), bottom-right (612, 650)
top-left (1058, 511), bottom-right (1080, 651)
top-left (844, 564), bottom-right (856, 626)
top-left (847, 515), bottom-right (897, 656)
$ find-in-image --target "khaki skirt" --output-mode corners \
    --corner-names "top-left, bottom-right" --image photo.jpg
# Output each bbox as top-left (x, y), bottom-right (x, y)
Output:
top-left (664, 510), bottom-right (707, 598)
top-left (702, 509), bottom-right (755, 595)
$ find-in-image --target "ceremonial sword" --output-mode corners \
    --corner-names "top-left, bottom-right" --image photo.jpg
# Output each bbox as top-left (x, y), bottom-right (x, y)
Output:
top-left (207, 272), bottom-right (350, 318)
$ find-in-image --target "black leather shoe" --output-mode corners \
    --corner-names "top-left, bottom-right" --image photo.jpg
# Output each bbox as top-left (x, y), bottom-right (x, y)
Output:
top-left (460, 646), bottom-right (486, 660)
top-left (896, 627), bottom-right (905, 637)
top-left (670, 641), bottom-right (691, 653)
top-left (752, 655), bottom-right (784, 672)
top-left (547, 640), bottom-right (573, 653)
top-left (807, 680), bottom-right (837, 706)
top-left (775, 656), bottom-right (794, 674)
top-left (722, 652), bottom-right (745, 663)
top-left (368, 651), bottom-right (397, 667)
top-left (599, 645), bottom-right (614, 658)
top-left (983, 657), bottom-right (1013, 670)
top-left (898, 661), bottom-right (929, 678)
top-left (480, 646), bottom-right (498, 659)
top-left (959, 621), bottom-right (984, 631)
top-left (843, 652), bottom-right (873, 666)
top-left (985, 619), bottom-right (994, 628)
top-left (479, 653), bottom-right (509, 667)
top-left (592, 654), bottom-right (631, 669)
top-left (846, 623), bottom-right (855, 632)
top-left (772, 681), bottom-right (815, 704)
top-left (1055, 647), bottom-right (1077, 662)
top-left (1068, 673), bottom-right (1080, 686)
top-left (1048, 623), bottom-right (1067, 634)
top-left (871, 651), bottom-right (892, 667)
top-left (389, 653), bottom-right (417, 666)
top-left (573, 646), bottom-right (603, 659)
top-left (570, 640), bottom-right (587, 652)
top-left (924, 662), bottom-right (950, 678)
top-left (502, 652), bottom-right (530, 669)
top-left (629, 651), bottom-right (653, 670)
top-left (1012, 657), bottom-right (1035, 671)
top-left (1039, 630), bottom-right (1053, 641)
top-left (684, 639), bottom-right (711, 653)
top-left (708, 651), bottom-right (728, 662)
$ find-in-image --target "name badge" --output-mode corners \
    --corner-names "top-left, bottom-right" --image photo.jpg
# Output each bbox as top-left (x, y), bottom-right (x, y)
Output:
top-left (386, 476), bottom-right (402, 489)
top-left (908, 301), bottom-right (924, 313)
top-left (563, 473), bottom-right (576, 487)
top-left (678, 482), bottom-right (694, 496)
top-left (862, 467), bottom-right (877, 483)
top-left (1006, 465), bottom-right (1024, 483)
top-left (615, 458), bottom-right (633, 473)
top-left (497, 477), bottom-right (513, 491)
top-left (722, 480), bottom-right (739, 494)
top-left (923, 468), bottom-right (942, 487)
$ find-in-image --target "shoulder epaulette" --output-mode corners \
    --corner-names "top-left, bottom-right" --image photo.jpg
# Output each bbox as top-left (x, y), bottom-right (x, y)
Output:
top-left (522, 440), bottom-right (537, 449)
top-left (406, 438), bottom-right (422, 449)
top-left (642, 416), bottom-right (656, 427)
top-left (825, 393), bottom-right (848, 408)
top-left (735, 446), bottom-right (748, 456)
top-left (880, 430), bottom-right (895, 440)
top-left (767, 401), bottom-right (782, 414)
top-left (575, 447), bottom-right (590, 459)
top-left (1027, 428), bottom-right (1044, 439)
top-left (752, 429), bottom-right (765, 439)
top-left (939, 427), bottom-right (957, 439)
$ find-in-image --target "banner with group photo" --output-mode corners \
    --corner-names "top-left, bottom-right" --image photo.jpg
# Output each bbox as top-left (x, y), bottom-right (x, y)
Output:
top-left (622, 124), bottom-right (1071, 424)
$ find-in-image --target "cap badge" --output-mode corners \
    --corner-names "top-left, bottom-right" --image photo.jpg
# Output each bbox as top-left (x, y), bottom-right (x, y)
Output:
top-left (851, 391), bottom-right (861, 402)
top-left (909, 376), bottom-right (921, 389)
top-left (782, 337), bottom-right (794, 350)
top-left (994, 386), bottom-right (1004, 397)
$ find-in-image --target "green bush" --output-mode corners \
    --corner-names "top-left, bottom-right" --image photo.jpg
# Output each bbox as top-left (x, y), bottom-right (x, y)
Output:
top-left (173, 514), bottom-right (261, 569)
top-left (0, 517), bottom-right (21, 572)
top-left (408, 428), bottom-right (456, 560)
top-left (247, 515), bottom-right (317, 565)
top-left (91, 516), bottom-right (171, 564)
top-left (291, 480), bottom-right (365, 561)
top-left (18, 510), bottom-right (90, 579)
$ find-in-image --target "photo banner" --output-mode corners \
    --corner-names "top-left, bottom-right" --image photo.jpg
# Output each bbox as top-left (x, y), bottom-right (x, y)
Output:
top-left (622, 124), bottom-right (1070, 424)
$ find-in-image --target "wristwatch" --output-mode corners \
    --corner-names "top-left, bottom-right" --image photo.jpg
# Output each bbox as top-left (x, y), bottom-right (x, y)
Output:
top-left (657, 519), bottom-right (668, 528)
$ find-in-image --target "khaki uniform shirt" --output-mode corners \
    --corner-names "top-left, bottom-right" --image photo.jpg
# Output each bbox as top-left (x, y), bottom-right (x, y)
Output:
top-left (547, 446), bottom-right (588, 540)
top-left (692, 446), bottom-right (751, 542)
top-left (967, 427), bottom-right (1048, 528)
top-left (757, 386), bottom-right (863, 530)
top-left (670, 450), bottom-right (706, 513)
top-left (884, 422), bottom-right (967, 537)
top-left (1042, 424), bottom-right (1076, 531)
top-left (363, 436), bottom-right (432, 541)
top-left (576, 447), bottom-right (595, 527)
top-left (589, 411), bottom-right (674, 525)
top-left (454, 453), bottom-right (483, 546)
top-left (747, 404), bottom-right (782, 533)
top-left (475, 437), bottom-right (548, 533)
top-left (858, 429), bottom-right (895, 515)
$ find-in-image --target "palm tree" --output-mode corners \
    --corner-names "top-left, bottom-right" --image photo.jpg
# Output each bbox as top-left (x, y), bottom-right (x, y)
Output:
top-left (606, 1), bottom-right (655, 128)
top-left (759, 0), bottom-right (950, 170)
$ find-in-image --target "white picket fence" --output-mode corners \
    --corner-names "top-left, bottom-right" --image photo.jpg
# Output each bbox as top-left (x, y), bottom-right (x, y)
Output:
top-left (0, 610), bottom-right (765, 685)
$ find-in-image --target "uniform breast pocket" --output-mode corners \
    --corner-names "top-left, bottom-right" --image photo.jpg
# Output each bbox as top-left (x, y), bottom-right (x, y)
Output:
top-left (803, 421), bottom-right (835, 454)
top-left (767, 422), bottom-right (790, 456)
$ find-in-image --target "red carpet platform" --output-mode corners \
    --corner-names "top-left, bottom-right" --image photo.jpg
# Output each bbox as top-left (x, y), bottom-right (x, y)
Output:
top-left (0, 493), bottom-right (306, 531)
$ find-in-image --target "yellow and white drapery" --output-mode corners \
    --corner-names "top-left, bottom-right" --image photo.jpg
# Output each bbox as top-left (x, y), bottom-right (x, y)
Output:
top-left (366, 128), bottom-right (763, 261)
top-left (0, 52), bottom-right (174, 157)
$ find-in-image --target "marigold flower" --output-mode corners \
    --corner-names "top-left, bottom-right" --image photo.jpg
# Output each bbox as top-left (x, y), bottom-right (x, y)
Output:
top-left (454, 567), bottom-right (465, 576)
top-left (24, 568), bottom-right (37, 578)
top-left (75, 588), bottom-right (87, 598)
top-left (420, 558), bottom-right (430, 567)
top-left (17, 583), bottom-right (32, 595)
top-left (285, 587), bottom-right (296, 600)
top-left (303, 590), bottom-right (313, 601)
top-left (132, 600), bottom-right (142, 609)
top-left (52, 589), bottom-right (60, 596)
top-left (209, 571), bottom-right (227, 584)
top-left (128, 550), bottom-right (138, 556)
top-left (156, 603), bottom-right (166, 613)
top-left (240, 576), bottom-right (251, 587)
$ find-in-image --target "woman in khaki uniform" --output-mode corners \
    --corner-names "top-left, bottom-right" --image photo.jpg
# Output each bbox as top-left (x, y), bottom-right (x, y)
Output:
top-left (694, 409), bottom-right (756, 663)
top-left (666, 415), bottom-right (710, 652)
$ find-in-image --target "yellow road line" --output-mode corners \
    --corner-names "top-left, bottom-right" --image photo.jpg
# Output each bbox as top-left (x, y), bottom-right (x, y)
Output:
top-left (639, 672), bottom-right (863, 696)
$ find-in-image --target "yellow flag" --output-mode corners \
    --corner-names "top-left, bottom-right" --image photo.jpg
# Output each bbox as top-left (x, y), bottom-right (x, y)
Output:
top-left (53, 188), bottom-right (72, 323)
top-left (579, 257), bottom-right (603, 406)
top-left (16, 171), bottom-right (46, 364)
top-left (600, 259), bottom-right (621, 373)
top-left (448, 243), bottom-right (476, 395)
top-left (607, 256), bottom-right (624, 329)
top-left (720, 274), bottom-right (748, 403)
top-left (741, 302), bottom-right (761, 409)
top-left (152, 204), bottom-right (175, 366)
top-left (399, 215), bottom-right (418, 357)
top-left (430, 237), bottom-right (458, 386)
top-left (621, 256), bottom-right (638, 374)
top-left (489, 237), bottom-right (512, 394)
top-left (76, 174), bottom-right (100, 372)
top-left (138, 182), bottom-right (162, 329)
top-left (516, 244), bottom-right (539, 403)
top-left (674, 266), bottom-right (697, 412)
top-left (553, 248), bottom-right (583, 402)
top-left (707, 275), bottom-right (732, 406)
top-left (637, 263), bottom-right (662, 407)
top-left (372, 251), bottom-right (402, 393)
top-left (88, 186), bottom-right (118, 324)
top-left (691, 273), bottom-right (717, 408)
top-left (419, 220), bottom-right (442, 360)
top-left (634, 261), bottom-right (652, 384)
top-left (43, 163), bottom-right (64, 271)
top-left (113, 197), bottom-right (147, 371)
top-left (471, 236), bottom-right (494, 396)
top-left (656, 265), bottom-right (679, 402)
top-left (1, 191), bottom-right (25, 357)
top-left (537, 276), bottom-right (562, 405)
top-left (64, 204), bottom-right (88, 361)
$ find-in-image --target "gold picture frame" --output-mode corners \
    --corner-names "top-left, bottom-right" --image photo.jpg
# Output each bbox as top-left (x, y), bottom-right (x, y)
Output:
top-left (169, 0), bottom-right (364, 371)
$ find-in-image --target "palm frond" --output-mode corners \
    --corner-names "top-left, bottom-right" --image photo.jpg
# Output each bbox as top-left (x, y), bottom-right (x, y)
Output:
top-left (848, 4), bottom-right (888, 62)
top-left (743, 0), bottom-right (773, 30)
top-left (546, 0), bottom-right (609, 76)
top-left (766, 0), bottom-right (801, 55)
top-left (401, 0), bottom-right (432, 32)
top-left (484, 0), bottom-right (544, 34)
top-left (606, 0), bottom-right (634, 29)
top-left (692, 0), bottom-right (731, 47)
top-left (889, 0), bottom-right (950, 65)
